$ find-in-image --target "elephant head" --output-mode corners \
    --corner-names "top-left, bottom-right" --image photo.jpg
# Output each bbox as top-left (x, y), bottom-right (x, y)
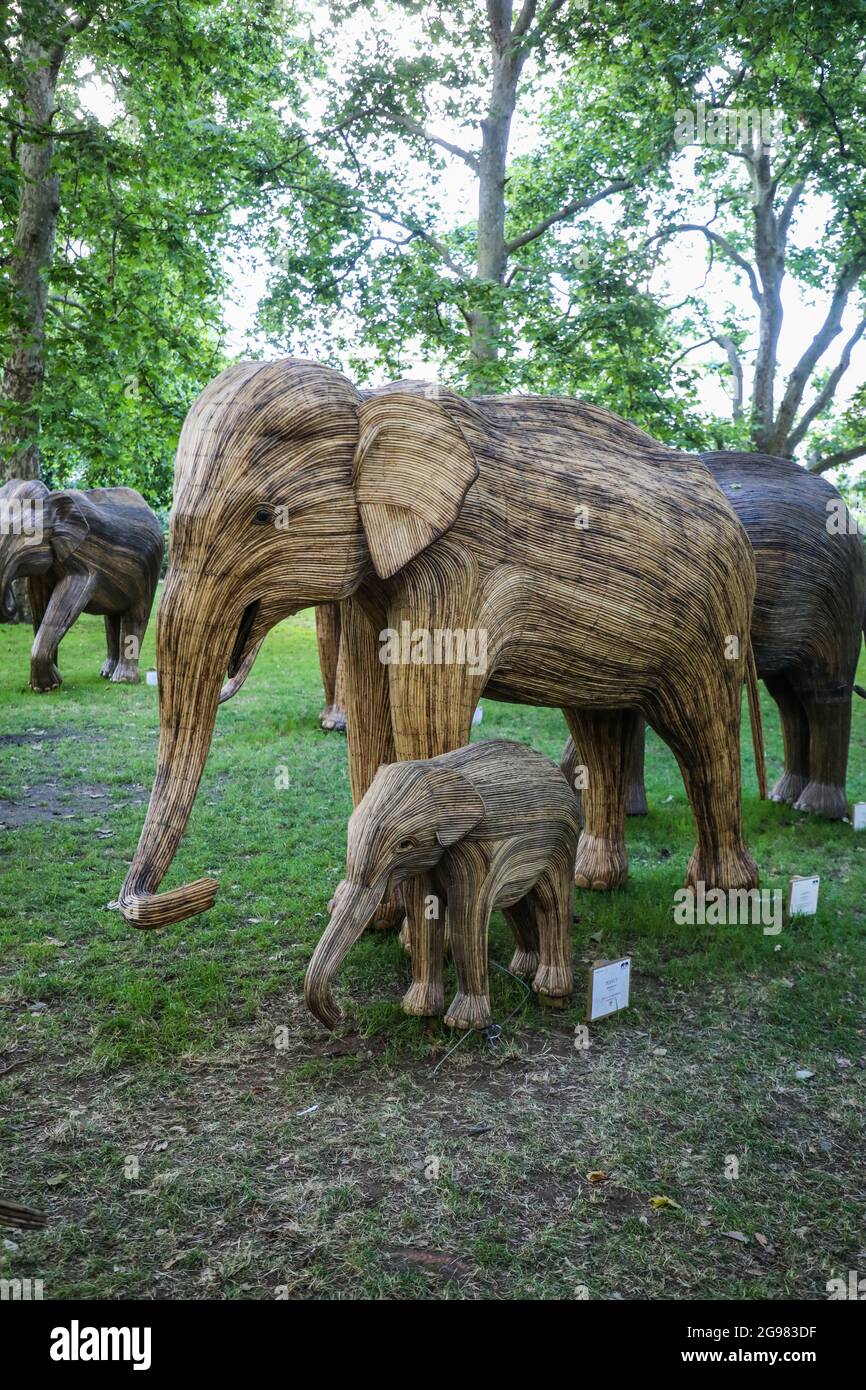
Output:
top-left (0, 478), bottom-right (87, 619)
top-left (117, 362), bottom-right (480, 930)
top-left (304, 759), bottom-right (485, 1028)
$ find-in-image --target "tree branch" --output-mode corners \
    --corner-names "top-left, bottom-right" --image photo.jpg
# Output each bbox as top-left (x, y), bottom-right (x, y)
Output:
top-left (773, 256), bottom-right (866, 446)
top-left (380, 111), bottom-right (479, 172)
top-left (807, 442), bottom-right (866, 473)
top-left (504, 178), bottom-right (632, 256)
top-left (650, 223), bottom-right (762, 306)
top-left (778, 178), bottom-right (806, 240)
top-left (788, 318), bottom-right (866, 450)
top-left (715, 332), bottom-right (744, 420)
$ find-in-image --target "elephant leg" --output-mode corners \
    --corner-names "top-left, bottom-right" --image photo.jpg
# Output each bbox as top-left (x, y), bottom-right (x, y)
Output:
top-left (764, 675), bottom-right (809, 806)
top-left (443, 855), bottom-right (494, 1030)
top-left (527, 862), bottom-right (574, 1003)
top-left (28, 574), bottom-right (53, 640)
top-left (566, 707), bottom-right (637, 890)
top-left (343, 597), bottom-right (402, 930)
top-left (503, 896), bottom-right (540, 980)
top-left (389, 615), bottom-right (485, 1014)
top-left (401, 871), bottom-right (446, 1019)
top-left (102, 614), bottom-right (120, 678)
top-left (316, 603), bottom-right (347, 732)
top-left (793, 695), bottom-right (851, 819)
top-left (29, 573), bottom-right (94, 692)
top-left (652, 685), bottom-right (758, 891)
top-left (28, 575), bottom-right (57, 667)
top-left (626, 716), bottom-right (649, 816)
top-left (111, 610), bottom-right (147, 683)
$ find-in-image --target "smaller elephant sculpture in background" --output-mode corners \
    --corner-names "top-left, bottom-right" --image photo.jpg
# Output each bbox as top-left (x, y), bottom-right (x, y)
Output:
top-left (305, 738), bottom-right (580, 1031)
top-left (0, 479), bottom-right (163, 691)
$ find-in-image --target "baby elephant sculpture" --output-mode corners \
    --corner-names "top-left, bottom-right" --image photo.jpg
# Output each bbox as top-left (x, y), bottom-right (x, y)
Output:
top-left (0, 479), bottom-right (163, 691)
top-left (305, 739), bottom-right (580, 1031)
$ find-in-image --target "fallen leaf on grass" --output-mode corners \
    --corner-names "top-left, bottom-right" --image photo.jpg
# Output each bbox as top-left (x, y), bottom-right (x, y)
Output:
top-left (587, 1171), bottom-right (608, 1184)
top-left (650, 1196), bottom-right (680, 1210)
top-left (722, 1230), bottom-right (750, 1243)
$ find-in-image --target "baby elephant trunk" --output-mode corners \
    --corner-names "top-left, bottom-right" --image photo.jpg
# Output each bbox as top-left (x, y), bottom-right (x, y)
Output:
top-left (304, 880), bottom-right (384, 1028)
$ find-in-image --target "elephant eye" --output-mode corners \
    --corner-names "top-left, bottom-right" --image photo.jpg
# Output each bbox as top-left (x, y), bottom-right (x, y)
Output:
top-left (252, 506), bottom-right (273, 525)
top-left (397, 838), bottom-right (416, 851)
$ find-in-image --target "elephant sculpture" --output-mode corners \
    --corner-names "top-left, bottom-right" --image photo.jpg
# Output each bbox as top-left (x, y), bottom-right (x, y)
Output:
top-left (316, 603), bottom-right (348, 731)
top-left (592, 451), bottom-right (865, 822)
top-left (305, 739), bottom-right (579, 1030)
top-left (116, 358), bottom-right (762, 1020)
top-left (0, 478), bottom-right (163, 691)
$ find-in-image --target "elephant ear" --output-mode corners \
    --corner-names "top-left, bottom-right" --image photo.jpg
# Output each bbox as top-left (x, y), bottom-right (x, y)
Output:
top-left (426, 764), bottom-right (486, 847)
top-left (353, 392), bottom-right (479, 579)
top-left (50, 492), bottom-right (90, 561)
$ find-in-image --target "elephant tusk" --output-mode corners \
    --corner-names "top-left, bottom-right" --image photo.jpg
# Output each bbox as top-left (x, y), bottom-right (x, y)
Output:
top-left (219, 638), bottom-right (264, 704)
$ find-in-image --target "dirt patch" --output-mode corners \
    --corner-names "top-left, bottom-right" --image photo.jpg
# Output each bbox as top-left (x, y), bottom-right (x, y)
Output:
top-left (0, 780), bottom-right (148, 829)
top-left (0, 727), bottom-right (106, 748)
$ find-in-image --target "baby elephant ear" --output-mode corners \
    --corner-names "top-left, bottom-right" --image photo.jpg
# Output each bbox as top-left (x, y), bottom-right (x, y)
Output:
top-left (50, 492), bottom-right (90, 561)
top-left (426, 764), bottom-right (486, 847)
top-left (353, 392), bottom-right (479, 579)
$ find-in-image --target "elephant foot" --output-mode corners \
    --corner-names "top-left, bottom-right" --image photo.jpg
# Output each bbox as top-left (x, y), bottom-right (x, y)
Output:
top-left (532, 961), bottom-right (573, 999)
top-left (792, 781), bottom-right (848, 820)
top-left (626, 783), bottom-right (649, 816)
top-left (685, 842), bottom-right (759, 892)
top-left (402, 979), bottom-right (445, 1018)
top-left (574, 833), bottom-right (628, 891)
top-left (508, 947), bottom-right (539, 979)
top-left (100, 658), bottom-right (117, 679)
top-left (30, 663), bottom-right (61, 693)
top-left (110, 661), bottom-right (140, 684)
top-left (444, 991), bottom-right (492, 1031)
top-left (770, 769), bottom-right (808, 805)
top-left (319, 704), bottom-right (347, 733)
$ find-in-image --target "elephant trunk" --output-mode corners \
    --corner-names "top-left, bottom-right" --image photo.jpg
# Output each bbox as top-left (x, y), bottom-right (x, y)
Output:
top-left (117, 575), bottom-right (240, 929)
top-left (305, 880), bottom-right (385, 1028)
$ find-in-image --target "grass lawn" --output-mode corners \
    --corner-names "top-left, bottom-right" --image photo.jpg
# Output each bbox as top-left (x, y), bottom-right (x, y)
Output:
top-left (1, 598), bottom-right (864, 1300)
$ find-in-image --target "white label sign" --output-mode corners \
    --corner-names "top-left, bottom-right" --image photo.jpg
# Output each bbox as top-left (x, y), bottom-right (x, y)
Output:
top-left (853, 803), bottom-right (866, 831)
top-left (588, 957), bottom-right (631, 1021)
top-left (787, 876), bottom-right (820, 917)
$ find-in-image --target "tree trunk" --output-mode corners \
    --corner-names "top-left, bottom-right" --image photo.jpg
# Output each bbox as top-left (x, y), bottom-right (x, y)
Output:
top-left (466, 1), bottom-right (523, 392)
top-left (749, 151), bottom-right (784, 453)
top-left (1, 37), bottom-right (64, 488)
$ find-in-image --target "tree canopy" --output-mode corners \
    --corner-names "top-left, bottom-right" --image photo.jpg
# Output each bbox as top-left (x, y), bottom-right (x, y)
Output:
top-left (2, 0), bottom-right (866, 505)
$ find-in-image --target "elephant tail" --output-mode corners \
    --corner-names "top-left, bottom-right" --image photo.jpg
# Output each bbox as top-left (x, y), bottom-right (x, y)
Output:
top-left (745, 641), bottom-right (768, 800)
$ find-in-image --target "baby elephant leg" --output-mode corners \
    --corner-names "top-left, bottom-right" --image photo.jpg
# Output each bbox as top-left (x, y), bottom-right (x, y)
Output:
top-left (525, 861), bottom-right (574, 1005)
top-left (503, 897), bottom-right (540, 980)
top-left (443, 856), bottom-right (494, 1031)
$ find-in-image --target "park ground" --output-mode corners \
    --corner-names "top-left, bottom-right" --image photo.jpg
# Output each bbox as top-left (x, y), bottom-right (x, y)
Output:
top-left (1, 602), bottom-right (864, 1300)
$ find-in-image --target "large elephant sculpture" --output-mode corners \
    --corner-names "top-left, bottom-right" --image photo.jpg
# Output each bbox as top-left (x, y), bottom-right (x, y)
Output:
top-left (606, 452), bottom-right (866, 821)
top-left (0, 478), bottom-right (163, 691)
top-left (116, 359), bottom-right (762, 1019)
